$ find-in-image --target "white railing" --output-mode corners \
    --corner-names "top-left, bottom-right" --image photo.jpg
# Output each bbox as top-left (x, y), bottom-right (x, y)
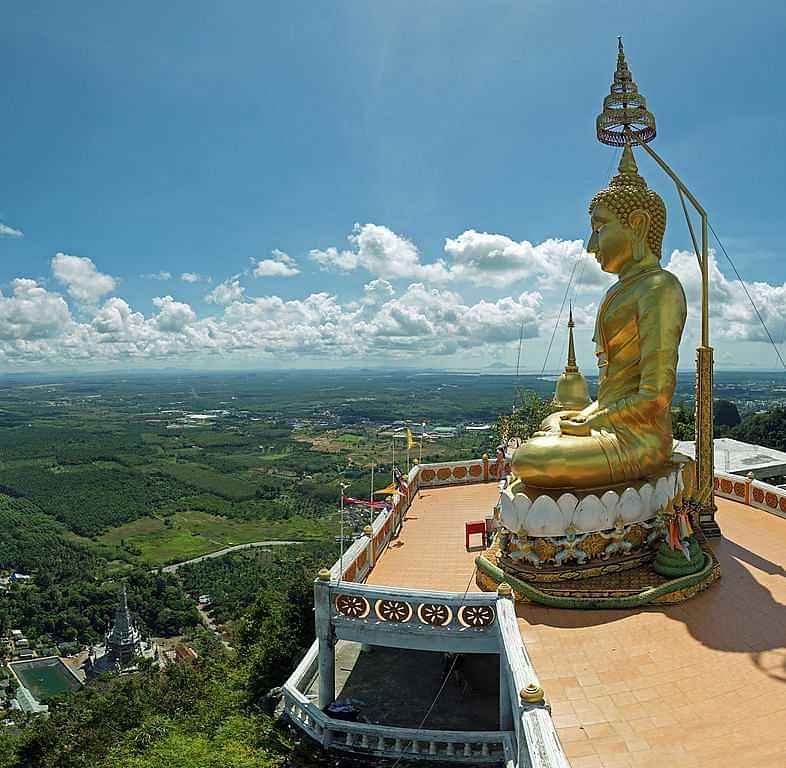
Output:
top-left (283, 683), bottom-right (510, 763)
top-left (497, 596), bottom-right (570, 768)
top-left (328, 581), bottom-right (499, 653)
top-left (714, 469), bottom-right (786, 520)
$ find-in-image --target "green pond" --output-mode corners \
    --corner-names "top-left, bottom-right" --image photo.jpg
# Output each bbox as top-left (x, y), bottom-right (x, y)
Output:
top-left (10, 658), bottom-right (82, 701)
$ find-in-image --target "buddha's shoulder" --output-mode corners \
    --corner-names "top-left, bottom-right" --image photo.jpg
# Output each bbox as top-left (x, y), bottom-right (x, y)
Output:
top-left (640, 267), bottom-right (685, 297)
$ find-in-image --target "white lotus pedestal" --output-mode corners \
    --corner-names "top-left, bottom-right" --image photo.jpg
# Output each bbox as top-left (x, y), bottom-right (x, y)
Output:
top-left (475, 453), bottom-right (719, 607)
top-left (493, 455), bottom-right (692, 581)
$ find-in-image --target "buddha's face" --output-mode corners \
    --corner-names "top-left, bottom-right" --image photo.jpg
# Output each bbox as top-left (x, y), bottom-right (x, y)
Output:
top-left (588, 204), bottom-right (634, 275)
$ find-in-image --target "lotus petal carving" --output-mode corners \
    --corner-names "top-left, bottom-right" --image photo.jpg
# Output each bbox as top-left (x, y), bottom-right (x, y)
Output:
top-left (620, 486), bottom-right (643, 523)
top-left (574, 494), bottom-right (605, 531)
top-left (498, 458), bottom-right (686, 537)
top-left (527, 495), bottom-right (564, 536)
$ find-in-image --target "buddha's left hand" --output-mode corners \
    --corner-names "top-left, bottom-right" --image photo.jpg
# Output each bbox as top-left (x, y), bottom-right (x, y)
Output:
top-left (559, 416), bottom-right (591, 436)
top-left (559, 409), bottom-right (611, 437)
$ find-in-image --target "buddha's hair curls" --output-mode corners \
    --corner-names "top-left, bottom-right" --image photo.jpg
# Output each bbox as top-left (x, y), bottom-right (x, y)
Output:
top-left (589, 145), bottom-right (666, 258)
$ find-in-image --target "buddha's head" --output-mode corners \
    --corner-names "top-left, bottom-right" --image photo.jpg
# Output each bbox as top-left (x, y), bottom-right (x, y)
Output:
top-left (588, 144), bottom-right (666, 275)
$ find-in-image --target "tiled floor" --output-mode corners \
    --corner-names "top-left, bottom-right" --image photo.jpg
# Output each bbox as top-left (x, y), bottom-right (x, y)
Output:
top-left (367, 483), bottom-right (786, 768)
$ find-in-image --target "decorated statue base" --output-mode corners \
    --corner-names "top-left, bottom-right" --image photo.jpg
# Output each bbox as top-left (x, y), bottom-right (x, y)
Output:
top-left (476, 536), bottom-right (720, 608)
top-left (478, 455), bottom-right (720, 608)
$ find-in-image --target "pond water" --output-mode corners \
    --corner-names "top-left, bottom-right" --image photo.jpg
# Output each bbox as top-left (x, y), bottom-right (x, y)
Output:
top-left (10, 658), bottom-right (82, 701)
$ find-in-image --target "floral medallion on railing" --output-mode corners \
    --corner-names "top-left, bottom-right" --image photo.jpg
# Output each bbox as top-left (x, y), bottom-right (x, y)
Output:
top-left (375, 599), bottom-right (413, 623)
top-left (417, 603), bottom-right (453, 627)
top-left (457, 604), bottom-right (496, 628)
top-left (335, 594), bottom-right (371, 619)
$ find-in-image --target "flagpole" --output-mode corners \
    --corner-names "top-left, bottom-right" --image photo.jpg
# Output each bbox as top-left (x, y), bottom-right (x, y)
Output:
top-left (406, 424), bottom-right (410, 475)
top-left (339, 484), bottom-right (344, 586)
top-left (419, 421), bottom-right (425, 499)
top-left (369, 460), bottom-right (375, 527)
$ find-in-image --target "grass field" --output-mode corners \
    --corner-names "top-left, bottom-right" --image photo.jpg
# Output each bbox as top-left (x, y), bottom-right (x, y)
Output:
top-left (98, 509), bottom-right (335, 566)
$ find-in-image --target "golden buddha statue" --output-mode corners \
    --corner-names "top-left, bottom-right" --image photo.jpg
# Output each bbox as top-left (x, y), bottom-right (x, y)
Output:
top-left (512, 145), bottom-right (686, 490)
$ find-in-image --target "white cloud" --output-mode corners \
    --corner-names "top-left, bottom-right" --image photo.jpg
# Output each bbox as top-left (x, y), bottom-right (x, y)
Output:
top-left (666, 249), bottom-right (786, 343)
top-left (0, 279), bottom-right (72, 339)
top-left (1, 225), bottom-right (785, 370)
top-left (181, 272), bottom-right (211, 284)
top-left (152, 295), bottom-right (196, 332)
top-left (206, 278), bottom-right (245, 305)
top-left (51, 253), bottom-right (117, 304)
top-left (0, 222), bottom-right (23, 238)
top-left (444, 231), bottom-right (611, 290)
top-left (92, 297), bottom-right (147, 340)
top-left (141, 271), bottom-right (172, 281)
top-left (252, 249), bottom-right (300, 278)
top-left (311, 223), bottom-right (452, 283)
top-left (309, 223), bottom-right (609, 290)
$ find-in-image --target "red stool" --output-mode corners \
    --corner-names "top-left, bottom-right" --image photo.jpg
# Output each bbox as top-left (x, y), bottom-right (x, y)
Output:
top-left (465, 519), bottom-right (486, 550)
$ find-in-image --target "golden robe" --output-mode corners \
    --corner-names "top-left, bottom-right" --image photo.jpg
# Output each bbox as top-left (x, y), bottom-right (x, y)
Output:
top-left (512, 266), bottom-right (687, 490)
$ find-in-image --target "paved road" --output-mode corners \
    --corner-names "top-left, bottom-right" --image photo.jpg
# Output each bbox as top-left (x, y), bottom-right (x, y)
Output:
top-left (159, 540), bottom-right (300, 573)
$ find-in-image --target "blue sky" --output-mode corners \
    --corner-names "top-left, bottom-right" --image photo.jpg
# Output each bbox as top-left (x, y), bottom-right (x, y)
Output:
top-left (1, 1), bottom-right (785, 371)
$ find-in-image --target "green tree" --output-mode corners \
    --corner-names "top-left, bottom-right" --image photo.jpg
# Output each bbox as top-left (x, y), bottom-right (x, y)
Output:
top-left (714, 399), bottom-right (741, 428)
top-left (492, 390), bottom-right (556, 447)
top-left (732, 407), bottom-right (786, 452)
top-left (672, 401), bottom-right (695, 441)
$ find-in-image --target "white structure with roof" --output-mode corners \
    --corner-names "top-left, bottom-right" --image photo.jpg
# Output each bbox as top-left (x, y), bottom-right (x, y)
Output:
top-left (675, 437), bottom-right (786, 481)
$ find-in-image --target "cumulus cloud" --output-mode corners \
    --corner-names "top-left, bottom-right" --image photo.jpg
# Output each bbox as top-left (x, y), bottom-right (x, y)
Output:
top-left (311, 223), bottom-right (452, 283)
top-left (252, 249), bottom-right (300, 278)
top-left (181, 272), bottom-right (210, 284)
top-left (2, 223), bottom-right (786, 370)
top-left (92, 297), bottom-right (147, 340)
top-left (666, 249), bottom-right (786, 343)
top-left (0, 279), bottom-right (71, 339)
top-left (444, 231), bottom-right (612, 290)
top-left (206, 277), bottom-right (245, 305)
top-left (309, 223), bottom-right (609, 290)
top-left (141, 271), bottom-right (172, 281)
top-left (51, 253), bottom-right (117, 305)
top-left (0, 222), bottom-right (23, 238)
top-left (152, 295), bottom-right (196, 332)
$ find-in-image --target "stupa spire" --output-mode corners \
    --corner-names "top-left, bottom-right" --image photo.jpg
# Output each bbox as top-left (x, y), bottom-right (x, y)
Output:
top-left (565, 305), bottom-right (578, 373)
top-left (553, 309), bottom-right (591, 410)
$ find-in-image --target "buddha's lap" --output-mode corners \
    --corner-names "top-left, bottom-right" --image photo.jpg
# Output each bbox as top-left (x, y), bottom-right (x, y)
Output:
top-left (511, 431), bottom-right (670, 488)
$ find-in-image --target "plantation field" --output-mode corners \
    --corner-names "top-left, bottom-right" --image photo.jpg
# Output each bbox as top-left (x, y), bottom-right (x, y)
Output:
top-left (153, 461), bottom-right (259, 501)
top-left (98, 509), bottom-right (333, 566)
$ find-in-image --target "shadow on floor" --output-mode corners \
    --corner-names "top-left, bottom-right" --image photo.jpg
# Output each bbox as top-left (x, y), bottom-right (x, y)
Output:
top-left (514, 527), bottom-right (786, 681)
top-left (330, 642), bottom-right (500, 731)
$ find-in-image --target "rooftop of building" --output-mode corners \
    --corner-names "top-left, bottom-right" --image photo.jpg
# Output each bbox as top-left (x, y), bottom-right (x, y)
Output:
top-left (676, 437), bottom-right (786, 479)
top-left (365, 482), bottom-right (786, 768)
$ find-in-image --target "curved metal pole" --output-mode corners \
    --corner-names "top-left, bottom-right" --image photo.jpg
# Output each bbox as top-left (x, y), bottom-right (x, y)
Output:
top-left (623, 130), bottom-right (719, 536)
top-left (627, 133), bottom-right (708, 348)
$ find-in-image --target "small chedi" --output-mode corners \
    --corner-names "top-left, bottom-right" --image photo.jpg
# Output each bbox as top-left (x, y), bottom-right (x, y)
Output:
top-left (480, 41), bottom-right (713, 600)
top-left (86, 583), bottom-right (157, 676)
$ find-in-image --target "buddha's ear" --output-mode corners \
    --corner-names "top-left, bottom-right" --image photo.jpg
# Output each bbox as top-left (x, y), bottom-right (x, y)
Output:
top-left (627, 209), bottom-right (650, 241)
top-left (627, 209), bottom-right (650, 261)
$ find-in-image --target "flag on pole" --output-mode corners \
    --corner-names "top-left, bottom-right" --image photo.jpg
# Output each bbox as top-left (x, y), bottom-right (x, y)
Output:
top-left (374, 482), bottom-right (398, 496)
top-left (342, 495), bottom-right (390, 510)
top-left (406, 428), bottom-right (415, 450)
top-left (393, 466), bottom-right (409, 495)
